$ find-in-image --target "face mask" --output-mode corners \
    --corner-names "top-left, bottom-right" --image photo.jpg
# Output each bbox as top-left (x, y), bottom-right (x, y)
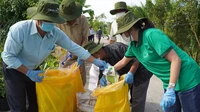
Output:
top-left (122, 34), bottom-right (134, 42)
top-left (116, 12), bottom-right (125, 19)
top-left (40, 21), bottom-right (55, 32)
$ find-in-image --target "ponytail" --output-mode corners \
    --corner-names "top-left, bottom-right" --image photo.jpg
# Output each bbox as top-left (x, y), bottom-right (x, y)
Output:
top-left (133, 18), bottom-right (155, 31)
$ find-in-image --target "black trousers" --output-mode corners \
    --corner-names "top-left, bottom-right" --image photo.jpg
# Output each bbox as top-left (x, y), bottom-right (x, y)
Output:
top-left (2, 62), bottom-right (38, 112)
top-left (88, 35), bottom-right (94, 41)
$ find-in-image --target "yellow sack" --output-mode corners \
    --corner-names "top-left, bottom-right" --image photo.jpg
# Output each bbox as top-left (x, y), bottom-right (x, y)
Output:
top-left (36, 63), bottom-right (85, 112)
top-left (92, 80), bottom-right (130, 112)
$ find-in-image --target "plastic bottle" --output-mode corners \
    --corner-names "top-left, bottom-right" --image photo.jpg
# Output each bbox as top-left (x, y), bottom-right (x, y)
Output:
top-left (102, 63), bottom-right (119, 84)
top-left (61, 52), bottom-right (72, 65)
top-left (102, 63), bottom-right (112, 76)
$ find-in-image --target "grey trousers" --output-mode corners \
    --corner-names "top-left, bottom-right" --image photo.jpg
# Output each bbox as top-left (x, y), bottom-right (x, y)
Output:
top-left (131, 79), bottom-right (150, 112)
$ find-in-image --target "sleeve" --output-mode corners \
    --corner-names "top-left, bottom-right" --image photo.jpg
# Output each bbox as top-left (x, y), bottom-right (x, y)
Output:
top-left (1, 26), bottom-right (23, 69)
top-left (147, 29), bottom-right (173, 57)
top-left (109, 21), bottom-right (116, 41)
top-left (81, 15), bottom-right (90, 39)
top-left (56, 30), bottom-right (91, 60)
top-left (125, 42), bottom-right (135, 58)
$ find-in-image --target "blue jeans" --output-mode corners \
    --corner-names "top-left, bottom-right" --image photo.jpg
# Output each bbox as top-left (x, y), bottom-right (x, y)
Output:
top-left (165, 84), bottom-right (200, 112)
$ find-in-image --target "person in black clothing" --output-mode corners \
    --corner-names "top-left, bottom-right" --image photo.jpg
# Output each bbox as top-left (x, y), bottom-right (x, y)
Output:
top-left (96, 27), bottom-right (102, 44)
top-left (83, 41), bottom-right (152, 112)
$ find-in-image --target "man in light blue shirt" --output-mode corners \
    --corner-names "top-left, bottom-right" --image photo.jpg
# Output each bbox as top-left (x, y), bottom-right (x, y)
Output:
top-left (1, 0), bottom-right (107, 111)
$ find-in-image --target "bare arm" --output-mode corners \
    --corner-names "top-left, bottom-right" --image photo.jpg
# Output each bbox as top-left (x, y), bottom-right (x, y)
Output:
top-left (164, 49), bottom-right (181, 87)
top-left (85, 56), bottom-right (95, 63)
top-left (16, 65), bottom-right (29, 74)
top-left (114, 56), bottom-right (132, 71)
top-left (129, 60), bottom-right (140, 74)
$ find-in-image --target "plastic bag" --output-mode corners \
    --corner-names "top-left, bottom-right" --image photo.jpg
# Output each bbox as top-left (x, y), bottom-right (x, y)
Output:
top-left (88, 64), bottom-right (99, 91)
top-left (76, 92), bottom-right (96, 112)
top-left (103, 64), bottom-right (119, 84)
top-left (36, 63), bottom-right (84, 112)
top-left (92, 80), bottom-right (130, 112)
top-left (51, 46), bottom-right (66, 60)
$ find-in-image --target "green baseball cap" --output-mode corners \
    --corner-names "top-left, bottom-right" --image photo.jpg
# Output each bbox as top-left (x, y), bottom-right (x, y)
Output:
top-left (31, 0), bottom-right (66, 24)
top-left (110, 1), bottom-right (128, 15)
top-left (59, 0), bottom-right (82, 21)
top-left (114, 11), bottom-right (147, 36)
top-left (83, 41), bottom-right (104, 54)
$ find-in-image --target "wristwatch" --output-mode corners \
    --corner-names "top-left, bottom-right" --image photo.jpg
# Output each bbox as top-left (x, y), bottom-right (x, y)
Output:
top-left (168, 82), bottom-right (176, 88)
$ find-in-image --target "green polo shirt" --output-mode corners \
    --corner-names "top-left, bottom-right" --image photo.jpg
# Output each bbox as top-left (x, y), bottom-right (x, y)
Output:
top-left (125, 28), bottom-right (200, 92)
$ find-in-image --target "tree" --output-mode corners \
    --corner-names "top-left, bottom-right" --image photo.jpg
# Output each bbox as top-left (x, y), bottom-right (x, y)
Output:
top-left (0, 0), bottom-right (37, 42)
top-left (165, 1), bottom-right (200, 63)
top-left (128, 5), bottom-right (147, 18)
top-left (91, 13), bottom-right (111, 35)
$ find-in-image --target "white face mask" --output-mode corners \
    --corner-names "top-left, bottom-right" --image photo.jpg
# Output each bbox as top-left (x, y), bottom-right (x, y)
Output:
top-left (116, 12), bottom-right (125, 19)
top-left (122, 34), bottom-right (134, 42)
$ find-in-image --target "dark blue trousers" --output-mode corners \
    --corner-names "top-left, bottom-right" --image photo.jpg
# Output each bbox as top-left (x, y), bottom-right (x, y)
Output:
top-left (2, 62), bottom-right (38, 112)
top-left (165, 84), bottom-right (200, 112)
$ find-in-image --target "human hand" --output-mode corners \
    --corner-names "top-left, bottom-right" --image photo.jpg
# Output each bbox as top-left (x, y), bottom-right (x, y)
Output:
top-left (124, 72), bottom-right (134, 85)
top-left (77, 57), bottom-right (83, 66)
top-left (93, 59), bottom-right (108, 70)
top-left (100, 75), bottom-right (107, 86)
top-left (160, 88), bottom-right (176, 111)
top-left (26, 70), bottom-right (44, 82)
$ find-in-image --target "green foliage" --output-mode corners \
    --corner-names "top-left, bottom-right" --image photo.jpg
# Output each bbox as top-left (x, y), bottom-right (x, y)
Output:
top-left (164, 1), bottom-right (200, 64)
top-left (0, 0), bottom-right (37, 41)
top-left (90, 13), bottom-right (111, 35)
top-left (128, 6), bottom-right (147, 18)
top-left (39, 55), bottom-right (59, 70)
top-left (0, 67), bottom-right (5, 97)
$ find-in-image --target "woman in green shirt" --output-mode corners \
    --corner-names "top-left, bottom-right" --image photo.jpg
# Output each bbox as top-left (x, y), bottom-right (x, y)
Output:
top-left (114, 11), bottom-right (200, 112)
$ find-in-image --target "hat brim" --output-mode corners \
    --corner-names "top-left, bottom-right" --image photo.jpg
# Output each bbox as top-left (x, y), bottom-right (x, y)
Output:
top-left (30, 8), bottom-right (66, 24)
top-left (114, 17), bottom-right (147, 36)
top-left (90, 43), bottom-right (104, 54)
top-left (110, 8), bottom-right (128, 15)
top-left (60, 2), bottom-right (82, 21)
top-left (27, 7), bottom-right (37, 18)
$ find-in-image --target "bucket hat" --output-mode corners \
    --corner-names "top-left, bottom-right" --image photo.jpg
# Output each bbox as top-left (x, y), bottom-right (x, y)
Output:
top-left (110, 1), bottom-right (128, 15)
top-left (83, 41), bottom-right (103, 54)
top-left (59, 0), bottom-right (82, 21)
top-left (27, 7), bottom-right (37, 19)
top-left (31, 0), bottom-right (66, 24)
top-left (114, 11), bottom-right (147, 36)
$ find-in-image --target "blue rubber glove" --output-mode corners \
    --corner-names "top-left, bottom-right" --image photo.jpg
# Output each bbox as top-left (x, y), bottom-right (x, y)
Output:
top-left (100, 75), bottom-right (107, 86)
top-left (26, 70), bottom-right (44, 82)
top-left (124, 72), bottom-right (134, 84)
top-left (93, 59), bottom-right (108, 70)
top-left (160, 88), bottom-right (176, 111)
top-left (77, 57), bottom-right (83, 66)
